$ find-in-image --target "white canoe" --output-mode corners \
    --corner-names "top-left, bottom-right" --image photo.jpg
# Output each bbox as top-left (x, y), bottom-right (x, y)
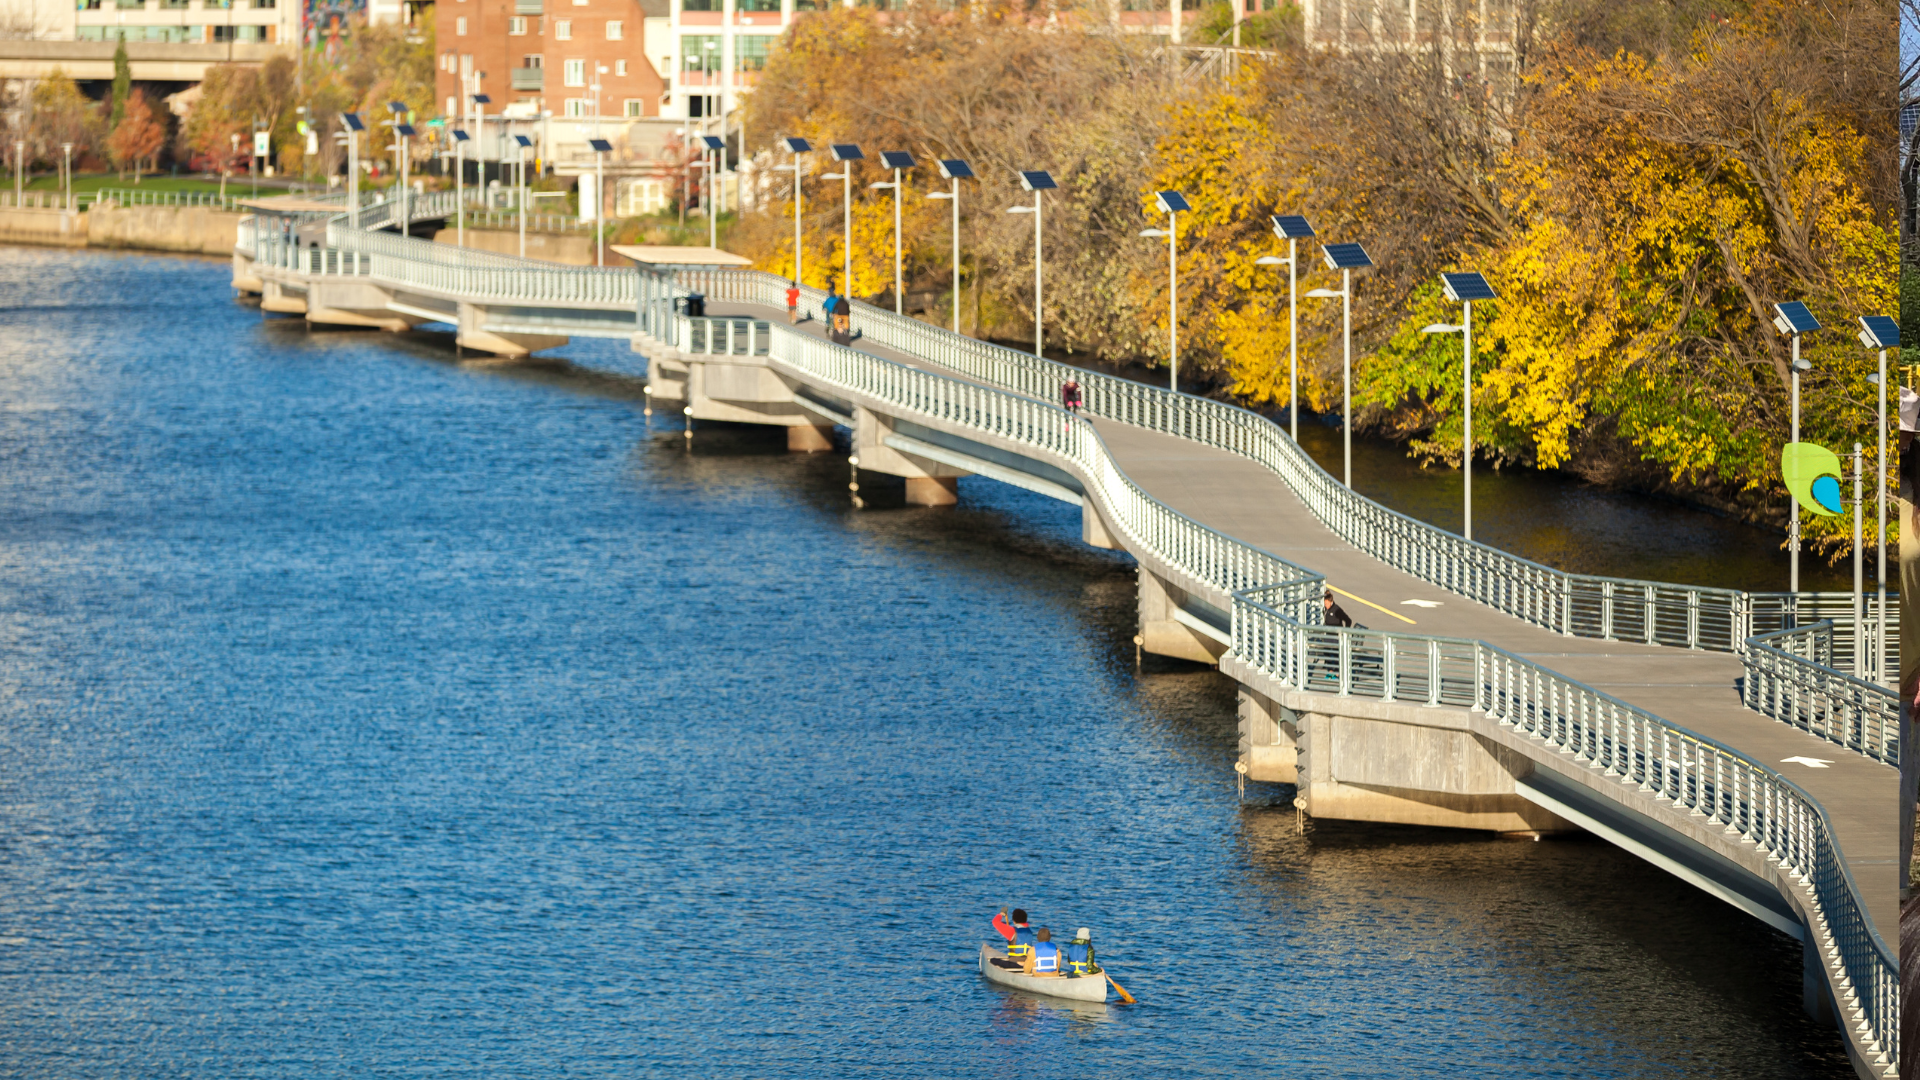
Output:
top-left (977, 942), bottom-right (1110, 1002)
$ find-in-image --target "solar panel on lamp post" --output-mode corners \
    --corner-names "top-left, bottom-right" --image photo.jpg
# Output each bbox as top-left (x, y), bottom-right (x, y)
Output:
top-left (1010, 170), bottom-right (1057, 358)
top-left (1140, 190), bottom-right (1189, 393)
top-left (1306, 242), bottom-right (1374, 488)
top-left (513, 133), bottom-right (534, 257)
top-left (873, 151), bottom-right (915, 315)
top-left (1421, 271), bottom-right (1497, 542)
top-left (927, 159), bottom-right (973, 333)
top-left (781, 137), bottom-right (811, 285)
top-left (341, 112), bottom-right (365, 228)
top-left (1859, 314), bottom-right (1899, 684)
top-left (1770, 300), bottom-right (1821, 593)
top-left (824, 144), bottom-right (863, 296)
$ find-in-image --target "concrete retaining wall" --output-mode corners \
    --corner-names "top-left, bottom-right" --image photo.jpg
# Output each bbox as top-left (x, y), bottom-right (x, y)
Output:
top-left (0, 203), bottom-right (243, 255)
top-left (0, 208), bottom-right (89, 248)
top-left (434, 227), bottom-right (597, 266)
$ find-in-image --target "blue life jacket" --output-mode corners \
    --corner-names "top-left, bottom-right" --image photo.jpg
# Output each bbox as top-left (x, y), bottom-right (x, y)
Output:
top-left (1032, 942), bottom-right (1061, 973)
top-left (1065, 942), bottom-right (1093, 975)
top-left (1007, 926), bottom-right (1036, 961)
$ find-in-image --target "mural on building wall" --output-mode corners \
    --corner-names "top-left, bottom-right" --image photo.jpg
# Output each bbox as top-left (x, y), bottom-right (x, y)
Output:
top-left (305, 0), bottom-right (364, 54)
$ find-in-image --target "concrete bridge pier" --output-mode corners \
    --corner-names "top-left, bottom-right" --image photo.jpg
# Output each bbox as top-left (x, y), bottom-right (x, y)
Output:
top-left (260, 279), bottom-right (307, 315)
top-left (851, 406), bottom-right (970, 506)
top-left (305, 280), bottom-right (423, 333)
top-left (456, 302), bottom-right (567, 358)
top-left (1137, 568), bottom-right (1228, 665)
top-left (788, 425), bottom-right (836, 453)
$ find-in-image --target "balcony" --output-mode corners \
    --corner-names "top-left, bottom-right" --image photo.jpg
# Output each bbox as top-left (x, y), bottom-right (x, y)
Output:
top-left (513, 0), bottom-right (540, 12)
top-left (511, 66), bottom-right (543, 90)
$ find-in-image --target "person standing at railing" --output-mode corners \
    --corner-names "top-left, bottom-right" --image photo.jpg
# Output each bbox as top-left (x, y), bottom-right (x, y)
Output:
top-left (785, 280), bottom-right (801, 324)
top-left (1061, 377), bottom-right (1082, 414)
top-left (1323, 588), bottom-right (1355, 629)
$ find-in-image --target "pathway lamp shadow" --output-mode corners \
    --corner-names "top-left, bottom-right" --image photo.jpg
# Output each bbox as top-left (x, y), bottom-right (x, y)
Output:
top-left (1304, 239), bottom-right (1371, 488)
top-left (1771, 300), bottom-right (1821, 593)
top-left (926, 158), bottom-right (973, 333)
top-left (778, 137), bottom-right (811, 284)
top-left (1008, 169), bottom-right (1056, 358)
top-left (1260, 214), bottom-right (1317, 440)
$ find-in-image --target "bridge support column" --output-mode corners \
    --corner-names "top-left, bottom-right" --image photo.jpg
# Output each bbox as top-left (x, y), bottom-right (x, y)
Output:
top-left (788, 425), bottom-right (836, 453)
top-left (260, 279), bottom-right (306, 314)
top-left (1802, 940), bottom-right (1835, 1027)
top-left (1082, 499), bottom-right (1120, 550)
top-left (457, 302), bottom-right (568, 358)
top-left (852, 406), bottom-right (969, 504)
top-left (1137, 568), bottom-right (1226, 664)
top-left (306, 280), bottom-right (419, 332)
top-left (1238, 686), bottom-right (1298, 784)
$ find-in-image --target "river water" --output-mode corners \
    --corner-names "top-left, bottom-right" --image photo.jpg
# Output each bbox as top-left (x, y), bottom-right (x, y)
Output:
top-left (0, 247), bottom-right (1852, 1077)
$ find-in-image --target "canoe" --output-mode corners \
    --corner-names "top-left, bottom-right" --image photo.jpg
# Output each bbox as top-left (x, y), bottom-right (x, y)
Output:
top-left (977, 942), bottom-right (1110, 1002)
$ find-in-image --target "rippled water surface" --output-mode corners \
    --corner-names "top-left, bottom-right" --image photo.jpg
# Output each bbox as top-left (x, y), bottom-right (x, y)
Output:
top-left (0, 248), bottom-right (1851, 1077)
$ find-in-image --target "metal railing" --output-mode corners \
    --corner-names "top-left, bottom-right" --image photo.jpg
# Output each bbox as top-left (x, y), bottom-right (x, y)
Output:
top-left (751, 309), bottom-right (1896, 1075)
top-left (1742, 623), bottom-right (1900, 766)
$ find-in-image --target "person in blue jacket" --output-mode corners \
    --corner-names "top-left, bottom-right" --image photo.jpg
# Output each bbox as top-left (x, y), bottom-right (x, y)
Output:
top-left (1064, 927), bottom-right (1099, 977)
top-left (1025, 927), bottom-right (1062, 976)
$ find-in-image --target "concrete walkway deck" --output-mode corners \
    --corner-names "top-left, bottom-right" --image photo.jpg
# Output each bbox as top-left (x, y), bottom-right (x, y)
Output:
top-left (703, 299), bottom-right (1895, 941)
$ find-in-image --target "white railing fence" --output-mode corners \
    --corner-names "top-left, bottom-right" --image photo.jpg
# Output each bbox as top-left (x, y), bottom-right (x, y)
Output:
top-left (1742, 623), bottom-right (1900, 766)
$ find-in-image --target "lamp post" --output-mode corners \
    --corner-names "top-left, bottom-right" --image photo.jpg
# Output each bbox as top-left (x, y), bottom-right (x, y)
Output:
top-left (470, 91), bottom-right (491, 233)
top-left (387, 102), bottom-right (414, 234)
top-left (1305, 242), bottom-right (1373, 488)
top-left (870, 151), bottom-right (914, 315)
top-left (1008, 170), bottom-right (1057, 358)
top-left (589, 137), bottom-right (613, 266)
top-left (823, 143), bottom-right (863, 294)
top-left (927, 159), bottom-right (973, 333)
top-left (13, 139), bottom-right (22, 208)
top-left (513, 133), bottom-right (533, 257)
top-left (451, 127), bottom-right (470, 247)
top-left (223, 134), bottom-right (235, 200)
top-left (1420, 271), bottom-right (1498, 542)
top-left (1139, 190), bottom-right (1189, 393)
top-left (1858, 314), bottom-right (1898, 683)
top-left (701, 134), bottom-right (727, 251)
top-left (341, 113), bottom-right (364, 227)
top-left (1257, 215), bottom-right (1316, 440)
top-left (1771, 300), bottom-right (1821, 594)
top-left (780, 137), bottom-right (810, 284)
top-left (61, 142), bottom-right (72, 211)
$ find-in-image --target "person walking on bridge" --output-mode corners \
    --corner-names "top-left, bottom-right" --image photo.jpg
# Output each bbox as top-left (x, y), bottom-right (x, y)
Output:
top-left (1061, 377), bottom-right (1082, 414)
top-left (785, 280), bottom-right (801, 324)
top-left (1323, 588), bottom-right (1355, 629)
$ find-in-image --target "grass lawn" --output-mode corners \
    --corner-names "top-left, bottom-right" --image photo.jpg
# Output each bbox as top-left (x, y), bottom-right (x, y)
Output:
top-left (18, 173), bottom-right (300, 195)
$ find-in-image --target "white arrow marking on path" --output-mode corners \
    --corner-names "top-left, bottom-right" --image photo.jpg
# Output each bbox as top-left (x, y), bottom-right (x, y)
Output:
top-left (1781, 756), bottom-right (1833, 769)
top-left (1401, 599), bottom-right (1443, 608)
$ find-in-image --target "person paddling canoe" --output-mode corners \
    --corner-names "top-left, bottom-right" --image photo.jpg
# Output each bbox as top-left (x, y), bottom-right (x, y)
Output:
top-left (1064, 928), bottom-right (1099, 977)
top-left (990, 907), bottom-right (1036, 969)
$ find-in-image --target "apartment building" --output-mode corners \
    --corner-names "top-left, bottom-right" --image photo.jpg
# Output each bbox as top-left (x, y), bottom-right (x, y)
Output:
top-left (434, 0), bottom-right (668, 121)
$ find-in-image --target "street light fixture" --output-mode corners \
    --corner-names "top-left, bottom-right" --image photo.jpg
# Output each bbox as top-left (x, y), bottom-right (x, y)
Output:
top-left (780, 136), bottom-right (811, 285)
top-left (1140, 190), bottom-right (1189, 393)
top-left (1859, 313), bottom-right (1898, 684)
top-left (1771, 299), bottom-right (1821, 593)
top-left (590, 137), bottom-right (614, 266)
top-left (1420, 270), bottom-right (1498, 541)
top-left (872, 151), bottom-right (915, 315)
top-left (1259, 214), bottom-right (1317, 440)
top-left (926, 158), bottom-right (973, 333)
top-left (513, 133), bottom-right (534, 257)
top-left (1305, 241), bottom-right (1374, 488)
top-left (450, 128), bottom-right (470, 247)
top-left (1008, 169), bottom-right (1057, 358)
top-left (341, 113), bottom-right (365, 228)
top-left (825, 143), bottom-right (863, 294)
top-left (469, 92), bottom-right (491, 222)
top-left (701, 134), bottom-right (727, 251)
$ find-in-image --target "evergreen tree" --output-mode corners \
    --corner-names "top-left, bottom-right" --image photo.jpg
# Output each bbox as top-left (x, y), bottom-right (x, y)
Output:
top-left (109, 38), bottom-right (130, 129)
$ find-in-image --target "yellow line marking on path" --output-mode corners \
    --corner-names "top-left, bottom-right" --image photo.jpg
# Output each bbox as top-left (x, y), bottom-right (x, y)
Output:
top-left (1327, 585), bottom-right (1418, 625)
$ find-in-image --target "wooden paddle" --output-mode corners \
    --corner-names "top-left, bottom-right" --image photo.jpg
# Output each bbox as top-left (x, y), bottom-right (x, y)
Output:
top-left (1105, 972), bottom-right (1136, 1004)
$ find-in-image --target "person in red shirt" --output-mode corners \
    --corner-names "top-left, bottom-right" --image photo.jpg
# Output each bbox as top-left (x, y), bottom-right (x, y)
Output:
top-left (785, 281), bottom-right (801, 324)
top-left (990, 907), bottom-right (1035, 969)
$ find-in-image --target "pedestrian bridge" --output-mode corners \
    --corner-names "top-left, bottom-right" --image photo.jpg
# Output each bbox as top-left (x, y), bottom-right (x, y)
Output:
top-left (233, 196), bottom-right (1901, 1077)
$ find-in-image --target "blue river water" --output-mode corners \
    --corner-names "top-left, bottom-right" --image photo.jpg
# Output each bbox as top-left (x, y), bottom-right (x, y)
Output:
top-left (0, 247), bottom-right (1852, 1077)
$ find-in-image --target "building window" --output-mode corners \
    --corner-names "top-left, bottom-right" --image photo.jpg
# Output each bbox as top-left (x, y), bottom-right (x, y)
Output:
top-left (681, 34), bottom-right (720, 72)
top-left (524, 52), bottom-right (543, 65)
top-left (623, 98), bottom-right (646, 117)
top-left (605, 18), bottom-right (622, 37)
top-left (614, 58), bottom-right (627, 75)
top-left (739, 0), bottom-right (779, 9)
top-left (620, 178), bottom-right (668, 216)
top-left (461, 52), bottom-right (473, 74)
top-left (456, 15), bottom-right (468, 34)
top-left (446, 95), bottom-right (456, 115)
top-left (735, 34), bottom-right (770, 70)
top-left (508, 14), bottom-right (525, 31)
top-left (555, 17), bottom-right (571, 36)
top-left (564, 57), bottom-right (586, 85)
top-left (564, 98), bottom-right (591, 117)
top-left (682, 0), bottom-right (718, 9)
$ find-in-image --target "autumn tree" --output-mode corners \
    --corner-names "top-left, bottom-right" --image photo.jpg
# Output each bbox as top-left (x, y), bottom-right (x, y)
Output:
top-left (108, 89), bottom-right (165, 181)
top-left (27, 69), bottom-right (103, 171)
